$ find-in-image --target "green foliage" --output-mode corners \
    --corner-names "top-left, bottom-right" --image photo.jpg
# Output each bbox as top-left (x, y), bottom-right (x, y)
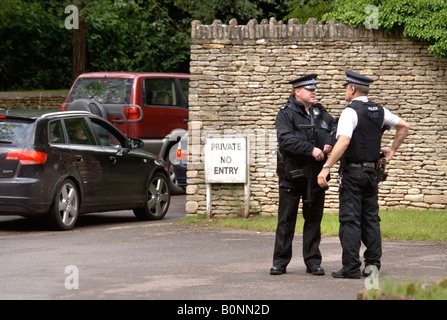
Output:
top-left (175, 0), bottom-right (262, 24)
top-left (3, 0), bottom-right (447, 91)
top-left (85, 0), bottom-right (191, 73)
top-left (286, 0), bottom-right (334, 23)
top-left (175, 0), bottom-right (291, 24)
top-left (0, 0), bottom-right (71, 90)
top-left (84, 0), bottom-right (291, 75)
top-left (0, 0), bottom-right (291, 91)
top-left (3, 0), bottom-right (446, 91)
top-left (320, 0), bottom-right (447, 59)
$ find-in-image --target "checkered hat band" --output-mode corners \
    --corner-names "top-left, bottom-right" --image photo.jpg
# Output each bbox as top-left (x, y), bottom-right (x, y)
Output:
top-left (346, 76), bottom-right (369, 86)
top-left (293, 79), bottom-right (316, 87)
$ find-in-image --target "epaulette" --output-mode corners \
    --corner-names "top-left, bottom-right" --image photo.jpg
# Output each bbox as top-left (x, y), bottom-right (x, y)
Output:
top-left (280, 103), bottom-right (288, 110)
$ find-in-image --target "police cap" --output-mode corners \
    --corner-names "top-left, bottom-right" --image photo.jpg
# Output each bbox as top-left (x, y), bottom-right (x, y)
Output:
top-left (344, 71), bottom-right (374, 87)
top-left (289, 74), bottom-right (317, 89)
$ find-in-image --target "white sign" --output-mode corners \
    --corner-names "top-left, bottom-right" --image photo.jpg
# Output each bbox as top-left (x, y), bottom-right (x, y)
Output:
top-left (205, 137), bottom-right (247, 183)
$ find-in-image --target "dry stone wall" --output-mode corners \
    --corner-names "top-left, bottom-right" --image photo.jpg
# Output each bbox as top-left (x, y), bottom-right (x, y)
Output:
top-left (0, 92), bottom-right (67, 109)
top-left (187, 18), bottom-right (447, 216)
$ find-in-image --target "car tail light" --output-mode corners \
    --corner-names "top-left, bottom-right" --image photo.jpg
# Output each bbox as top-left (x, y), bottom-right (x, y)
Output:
top-left (176, 148), bottom-right (188, 161)
top-left (127, 106), bottom-right (140, 121)
top-left (6, 149), bottom-right (47, 165)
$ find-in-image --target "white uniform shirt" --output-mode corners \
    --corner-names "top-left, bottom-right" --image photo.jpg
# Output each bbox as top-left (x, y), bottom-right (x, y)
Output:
top-left (336, 96), bottom-right (401, 139)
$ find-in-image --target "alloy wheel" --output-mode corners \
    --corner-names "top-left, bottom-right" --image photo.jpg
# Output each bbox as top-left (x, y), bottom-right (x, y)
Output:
top-left (57, 182), bottom-right (79, 228)
top-left (147, 175), bottom-right (170, 217)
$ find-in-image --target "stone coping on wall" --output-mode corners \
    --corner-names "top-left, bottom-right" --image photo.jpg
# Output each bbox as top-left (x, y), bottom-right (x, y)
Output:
top-left (191, 17), bottom-right (400, 44)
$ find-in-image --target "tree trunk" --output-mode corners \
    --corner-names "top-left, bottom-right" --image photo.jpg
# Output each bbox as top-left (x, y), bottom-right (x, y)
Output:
top-left (72, 4), bottom-right (86, 83)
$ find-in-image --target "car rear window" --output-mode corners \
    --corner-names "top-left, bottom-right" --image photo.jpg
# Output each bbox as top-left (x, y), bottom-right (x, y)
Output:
top-left (0, 119), bottom-right (33, 145)
top-left (68, 78), bottom-right (133, 104)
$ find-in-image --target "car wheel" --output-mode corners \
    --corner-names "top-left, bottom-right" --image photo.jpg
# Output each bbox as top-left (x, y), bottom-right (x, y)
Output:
top-left (48, 179), bottom-right (79, 231)
top-left (133, 172), bottom-right (170, 220)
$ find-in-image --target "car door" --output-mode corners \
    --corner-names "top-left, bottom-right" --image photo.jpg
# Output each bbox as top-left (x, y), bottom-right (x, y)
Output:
top-left (89, 117), bottom-right (148, 205)
top-left (64, 117), bottom-right (109, 206)
top-left (140, 77), bottom-right (188, 138)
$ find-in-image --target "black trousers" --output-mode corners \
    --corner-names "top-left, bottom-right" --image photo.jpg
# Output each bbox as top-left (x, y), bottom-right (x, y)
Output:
top-left (339, 167), bottom-right (382, 273)
top-left (273, 184), bottom-right (325, 269)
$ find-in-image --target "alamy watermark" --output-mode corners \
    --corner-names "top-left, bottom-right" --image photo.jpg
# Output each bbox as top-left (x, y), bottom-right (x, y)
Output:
top-left (64, 265), bottom-right (79, 290)
top-left (183, 122), bottom-right (278, 170)
top-left (365, 5), bottom-right (379, 30)
top-left (64, 5), bottom-right (79, 30)
top-left (364, 265), bottom-right (380, 289)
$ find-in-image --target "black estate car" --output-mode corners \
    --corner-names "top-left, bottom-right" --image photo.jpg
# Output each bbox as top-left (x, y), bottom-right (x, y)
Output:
top-left (0, 109), bottom-right (170, 230)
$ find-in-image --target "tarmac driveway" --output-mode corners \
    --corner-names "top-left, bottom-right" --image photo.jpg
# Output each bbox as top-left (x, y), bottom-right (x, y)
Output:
top-left (0, 195), bottom-right (446, 301)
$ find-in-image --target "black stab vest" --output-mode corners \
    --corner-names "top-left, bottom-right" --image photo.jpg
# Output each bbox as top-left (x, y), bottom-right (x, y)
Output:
top-left (343, 100), bottom-right (384, 163)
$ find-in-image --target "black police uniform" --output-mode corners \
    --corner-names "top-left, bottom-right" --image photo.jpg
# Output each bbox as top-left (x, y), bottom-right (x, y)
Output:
top-left (273, 88), bottom-right (335, 273)
top-left (336, 71), bottom-right (384, 278)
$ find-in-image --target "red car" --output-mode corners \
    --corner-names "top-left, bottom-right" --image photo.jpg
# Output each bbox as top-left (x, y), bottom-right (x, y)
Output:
top-left (62, 72), bottom-right (189, 193)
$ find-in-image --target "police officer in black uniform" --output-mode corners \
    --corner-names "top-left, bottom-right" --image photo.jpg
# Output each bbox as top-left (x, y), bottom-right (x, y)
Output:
top-left (317, 71), bottom-right (410, 278)
top-left (271, 74), bottom-right (335, 276)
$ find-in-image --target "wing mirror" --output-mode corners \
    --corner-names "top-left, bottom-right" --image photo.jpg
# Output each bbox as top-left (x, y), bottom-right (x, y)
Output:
top-left (129, 138), bottom-right (144, 149)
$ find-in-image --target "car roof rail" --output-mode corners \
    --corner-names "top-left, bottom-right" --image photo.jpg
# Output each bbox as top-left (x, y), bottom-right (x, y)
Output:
top-left (41, 111), bottom-right (92, 118)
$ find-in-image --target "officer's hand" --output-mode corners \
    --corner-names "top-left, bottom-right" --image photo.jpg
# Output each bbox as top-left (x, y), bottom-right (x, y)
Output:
top-left (317, 169), bottom-right (329, 188)
top-left (323, 144), bottom-right (332, 154)
top-left (311, 147), bottom-right (324, 161)
top-left (380, 147), bottom-right (394, 162)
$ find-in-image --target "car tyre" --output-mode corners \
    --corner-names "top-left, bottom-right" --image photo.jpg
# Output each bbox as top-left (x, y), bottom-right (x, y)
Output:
top-left (133, 172), bottom-right (170, 220)
top-left (47, 179), bottom-right (80, 231)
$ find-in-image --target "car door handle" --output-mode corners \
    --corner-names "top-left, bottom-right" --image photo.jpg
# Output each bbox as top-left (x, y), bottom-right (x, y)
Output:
top-left (110, 156), bottom-right (117, 164)
top-left (75, 155), bottom-right (83, 163)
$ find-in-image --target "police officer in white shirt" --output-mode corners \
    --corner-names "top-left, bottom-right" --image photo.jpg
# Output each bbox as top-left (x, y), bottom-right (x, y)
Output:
top-left (317, 71), bottom-right (410, 279)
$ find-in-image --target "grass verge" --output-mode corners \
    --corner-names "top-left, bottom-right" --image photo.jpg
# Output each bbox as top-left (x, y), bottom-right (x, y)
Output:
top-left (179, 209), bottom-right (447, 242)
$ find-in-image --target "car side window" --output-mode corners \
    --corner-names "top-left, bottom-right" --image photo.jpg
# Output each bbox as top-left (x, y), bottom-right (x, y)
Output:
top-left (143, 78), bottom-right (177, 106)
top-left (48, 120), bottom-right (66, 144)
top-left (65, 118), bottom-right (96, 145)
top-left (90, 119), bottom-right (125, 148)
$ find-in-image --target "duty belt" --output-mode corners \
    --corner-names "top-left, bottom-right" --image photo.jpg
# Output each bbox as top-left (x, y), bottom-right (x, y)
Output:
top-left (345, 161), bottom-right (377, 173)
